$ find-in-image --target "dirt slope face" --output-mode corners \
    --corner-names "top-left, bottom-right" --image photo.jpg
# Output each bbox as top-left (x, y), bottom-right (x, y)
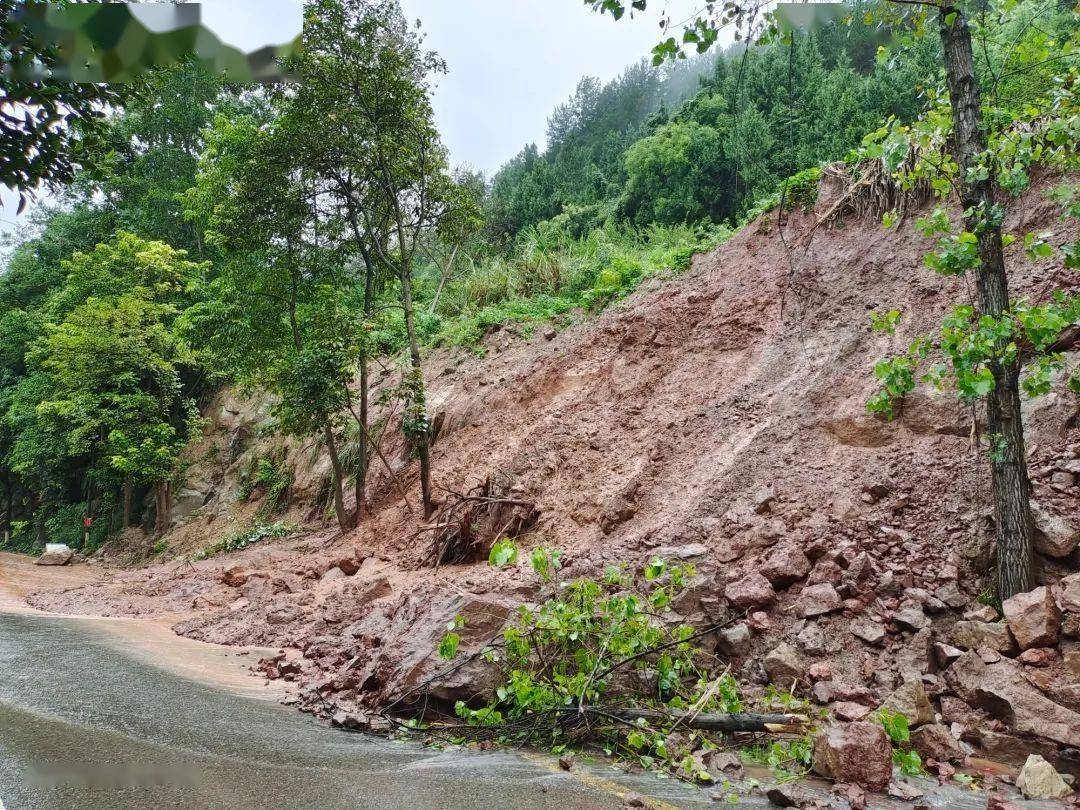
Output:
top-left (29, 172), bottom-right (1079, 760)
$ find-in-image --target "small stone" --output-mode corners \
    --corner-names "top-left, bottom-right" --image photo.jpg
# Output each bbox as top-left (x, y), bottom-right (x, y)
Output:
top-left (336, 556), bottom-right (362, 576)
top-left (796, 622), bottom-right (826, 656)
top-left (910, 724), bottom-right (965, 763)
top-left (222, 566), bottom-right (249, 588)
top-left (1059, 573), bottom-right (1080, 613)
top-left (963, 604), bottom-right (999, 622)
top-left (811, 722), bottom-right (893, 792)
top-left (765, 784), bottom-right (815, 808)
top-left (1002, 586), bottom-right (1060, 650)
top-left (935, 581), bottom-right (968, 610)
top-left (764, 642), bottom-right (804, 687)
top-left (832, 702), bottom-right (872, 721)
top-left (795, 583), bottom-right (842, 618)
top-left (808, 662), bottom-right (833, 681)
top-left (725, 572), bottom-right (776, 609)
top-left (753, 485), bottom-right (777, 515)
top-left (881, 679), bottom-right (934, 728)
top-left (1065, 650), bottom-right (1080, 678)
top-left (542, 327), bottom-right (557, 341)
top-left (321, 566), bottom-right (346, 582)
top-left (1018, 648), bottom-right (1058, 667)
top-left (813, 680), bottom-right (875, 706)
top-left (893, 605), bottom-right (930, 632)
top-left (850, 618), bottom-right (886, 646)
top-left (933, 642), bottom-right (964, 669)
top-left (717, 623), bottom-right (752, 658)
top-left (761, 544), bottom-right (812, 588)
top-left (1016, 754), bottom-right (1072, 800)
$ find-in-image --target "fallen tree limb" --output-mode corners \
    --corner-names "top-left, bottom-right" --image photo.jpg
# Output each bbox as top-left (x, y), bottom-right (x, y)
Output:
top-left (589, 708), bottom-right (811, 735)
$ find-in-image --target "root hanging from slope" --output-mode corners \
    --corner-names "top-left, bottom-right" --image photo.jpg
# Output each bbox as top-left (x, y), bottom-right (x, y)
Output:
top-left (815, 155), bottom-right (933, 232)
top-left (417, 471), bottom-right (538, 568)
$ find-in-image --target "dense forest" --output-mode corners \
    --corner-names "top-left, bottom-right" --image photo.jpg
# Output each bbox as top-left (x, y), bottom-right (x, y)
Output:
top-left (0, 0), bottom-right (1075, 555)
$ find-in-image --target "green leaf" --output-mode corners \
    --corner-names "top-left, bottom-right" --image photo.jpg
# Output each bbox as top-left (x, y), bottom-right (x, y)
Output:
top-left (488, 537), bottom-right (519, 568)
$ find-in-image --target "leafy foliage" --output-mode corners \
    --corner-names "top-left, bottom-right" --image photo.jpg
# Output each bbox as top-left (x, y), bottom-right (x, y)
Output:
top-left (432, 544), bottom-right (801, 781)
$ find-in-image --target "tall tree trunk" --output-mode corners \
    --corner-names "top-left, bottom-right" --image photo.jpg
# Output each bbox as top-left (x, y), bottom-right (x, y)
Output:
top-left (940, 6), bottom-right (1034, 599)
top-left (31, 490), bottom-right (47, 547)
top-left (356, 355), bottom-right (370, 521)
top-left (154, 481), bottom-right (171, 536)
top-left (323, 423), bottom-right (351, 531)
top-left (400, 259), bottom-right (434, 518)
top-left (123, 474), bottom-right (133, 529)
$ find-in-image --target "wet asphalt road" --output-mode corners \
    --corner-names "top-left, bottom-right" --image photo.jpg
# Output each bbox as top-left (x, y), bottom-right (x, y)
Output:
top-left (0, 611), bottom-right (714, 810)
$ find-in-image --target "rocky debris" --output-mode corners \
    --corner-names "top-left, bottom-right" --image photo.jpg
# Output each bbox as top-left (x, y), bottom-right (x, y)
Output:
top-left (892, 605), bottom-right (930, 632)
top-left (1017, 647), bottom-right (1058, 667)
top-left (717, 623), bottom-right (752, 657)
top-left (764, 642), bottom-right (804, 687)
top-left (1058, 573), bottom-right (1080, 613)
top-left (336, 556), bottom-right (362, 576)
top-left (221, 566), bottom-right (249, 588)
top-left (849, 618), bottom-right (886, 646)
top-left (795, 622), bottom-right (826, 656)
top-left (795, 584), bottom-right (842, 618)
top-left (35, 543), bottom-right (74, 566)
top-left (1016, 754), bottom-right (1073, 800)
top-left (1002, 586), bottom-right (1060, 651)
top-left (964, 604), bottom-right (999, 622)
top-left (813, 680), bottom-right (874, 707)
top-left (935, 581), bottom-right (968, 610)
top-left (765, 783), bottom-right (816, 807)
top-left (753, 485), bottom-right (777, 515)
top-left (910, 724), bottom-right (965, 763)
top-left (933, 642), bottom-right (964, 669)
top-left (949, 621), bottom-right (1016, 654)
top-left (946, 651), bottom-right (1080, 748)
top-left (881, 679), bottom-right (934, 728)
top-left (1031, 501), bottom-right (1080, 558)
top-left (832, 702), bottom-right (872, 721)
top-left (811, 722), bottom-right (893, 792)
top-left (761, 545), bottom-right (812, 588)
top-left (725, 572), bottom-right (776, 609)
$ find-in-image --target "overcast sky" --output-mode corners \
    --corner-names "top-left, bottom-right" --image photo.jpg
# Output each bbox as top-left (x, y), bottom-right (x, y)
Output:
top-left (2, 0), bottom-right (708, 239)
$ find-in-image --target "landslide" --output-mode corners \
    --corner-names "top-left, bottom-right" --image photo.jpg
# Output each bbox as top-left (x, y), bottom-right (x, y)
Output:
top-left (27, 170), bottom-right (1080, 764)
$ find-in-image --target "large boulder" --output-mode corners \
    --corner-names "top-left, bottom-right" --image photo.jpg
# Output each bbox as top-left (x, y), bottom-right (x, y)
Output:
top-left (949, 620), bottom-right (1017, 654)
top-left (35, 543), bottom-right (73, 566)
top-left (1031, 501), bottom-right (1080, 558)
top-left (811, 722), bottom-right (893, 792)
top-left (1002, 586), bottom-right (1060, 651)
top-left (945, 651), bottom-right (1080, 747)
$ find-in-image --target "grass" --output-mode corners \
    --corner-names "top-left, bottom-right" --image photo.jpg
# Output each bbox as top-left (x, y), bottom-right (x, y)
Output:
top-left (193, 520), bottom-right (296, 560)
top-left (427, 221), bottom-right (732, 349)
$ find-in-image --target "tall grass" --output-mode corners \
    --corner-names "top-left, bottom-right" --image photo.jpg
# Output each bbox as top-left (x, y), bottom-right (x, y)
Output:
top-left (430, 221), bottom-right (731, 348)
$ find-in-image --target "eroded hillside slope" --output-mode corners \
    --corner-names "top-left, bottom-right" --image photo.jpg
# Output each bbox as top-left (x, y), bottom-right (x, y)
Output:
top-left (30, 171), bottom-right (1080, 769)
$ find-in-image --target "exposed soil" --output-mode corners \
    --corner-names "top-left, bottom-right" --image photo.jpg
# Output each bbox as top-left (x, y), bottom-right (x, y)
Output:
top-left (22, 170), bottom-right (1080, 789)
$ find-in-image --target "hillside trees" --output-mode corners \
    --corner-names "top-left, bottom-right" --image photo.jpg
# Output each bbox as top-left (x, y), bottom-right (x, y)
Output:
top-left (5, 234), bottom-right (204, 538)
top-left (295, 0), bottom-right (455, 519)
top-left (184, 112), bottom-right (361, 531)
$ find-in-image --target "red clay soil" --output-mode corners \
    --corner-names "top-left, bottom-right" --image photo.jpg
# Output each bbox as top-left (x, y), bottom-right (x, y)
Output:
top-left (27, 170), bottom-right (1080, 769)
